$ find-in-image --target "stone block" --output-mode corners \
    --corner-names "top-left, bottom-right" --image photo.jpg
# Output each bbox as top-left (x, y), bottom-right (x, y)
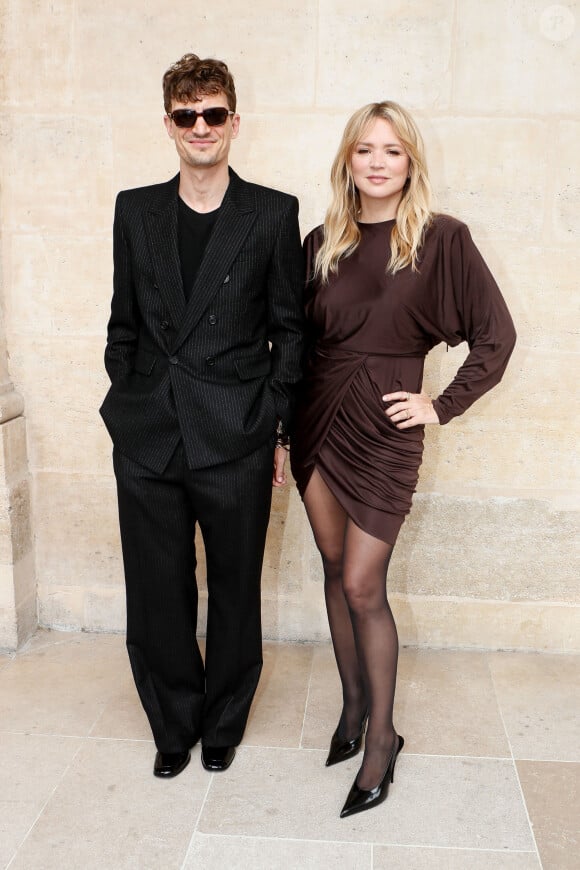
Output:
top-left (0, 0), bottom-right (577, 650)
top-left (232, 112), bottom-right (345, 236)
top-left (34, 472), bottom-right (123, 591)
top-left (0, 115), bottom-right (113, 233)
top-left (454, 0), bottom-right (579, 115)
top-left (553, 121), bottom-right (580, 243)
top-left (12, 550), bottom-right (36, 610)
top-left (15, 585), bottom-right (37, 646)
top-left (74, 0), bottom-right (317, 112)
top-left (392, 595), bottom-right (580, 652)
top-left (316, 0), bottom-right (454, 109)
top-left (0, 388), bottom-right (24, 425)
top-left (84, 586), bottom-right (126, 633)
top-left (418, 343), bottom-right (576, 499)
top-left (0, 477), bottom-right (32, 563)
top-left (262, 484), bottom-right (310, 597)
top-left (111, 117), bottom-right (177, 193)
top-left (489, 244), bottom-right (580, 354)
top-left (430, 118), bottom-right (548, 240)
top-left (390, 493), bottom-right (579, 603)
top-left (0, 416), bottom-right (28, 486)
top-left (0, 554), bottom-right (36, 651)
top-left (7, 335), bottom-right (112, 475)
top-left (0, 562), bottom-right (17, 610)
top-left (37, 583), bottom-right (86, 630)
top-left (0, 0), bottom-right (75, 108)
top-left (0, 610), bottom-right (17, 652)
top-left (7, 233), bottom-right (112, 337)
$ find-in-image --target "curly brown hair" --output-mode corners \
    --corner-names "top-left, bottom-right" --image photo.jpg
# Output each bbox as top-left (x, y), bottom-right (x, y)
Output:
top-left (162, 53), bottom-right (237, 113)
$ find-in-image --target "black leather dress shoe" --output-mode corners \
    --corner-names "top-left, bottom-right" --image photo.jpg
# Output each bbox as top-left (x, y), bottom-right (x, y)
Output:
top-left (201, 744), bottom-right (236, 771)
top-left (153, 750), bottom-right (191, 778)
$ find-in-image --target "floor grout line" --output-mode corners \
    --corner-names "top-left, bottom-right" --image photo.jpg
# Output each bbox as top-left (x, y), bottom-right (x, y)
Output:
top-left (178, 831), bottom-right (541, 853)
top-left (4, 739), bottom-right (85, 870)
top-left (486, 650), bottom-right (544, 869)
top-left (4, 727), bottom-right (570, 763)
top-left (1, 637), bottom-right (577, 867)
top-left (180, 774), bottom-right (215, 870)
top-left (298, 646), bottom-right (316, 750)
top-left (0, 729), bottom-right (154, 743)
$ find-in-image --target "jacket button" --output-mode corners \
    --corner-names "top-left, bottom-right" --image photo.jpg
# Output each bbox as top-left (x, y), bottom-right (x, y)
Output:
top-left (205, 356), bottom-right (216, 366)
top-left (160, 320), bottom-right (169, 330)
top-left (208, 314), bottom-right (217, 325)
top-left (223, 275), bottom-right (230, 284)
top-left (168, 356), bottom-right (178, 365)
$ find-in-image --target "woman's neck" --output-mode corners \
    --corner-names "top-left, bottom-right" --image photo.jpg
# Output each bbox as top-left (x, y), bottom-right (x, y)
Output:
top-left (358, 194), bottom-right (400, 224)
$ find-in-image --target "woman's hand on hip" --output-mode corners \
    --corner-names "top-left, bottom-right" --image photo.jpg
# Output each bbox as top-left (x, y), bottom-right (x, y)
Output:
top-left (382, 390), bottom-right (440, 429)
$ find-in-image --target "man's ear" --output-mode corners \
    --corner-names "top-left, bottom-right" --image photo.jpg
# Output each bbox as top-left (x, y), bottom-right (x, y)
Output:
top-left (163, 114), bottom-right (175, 140)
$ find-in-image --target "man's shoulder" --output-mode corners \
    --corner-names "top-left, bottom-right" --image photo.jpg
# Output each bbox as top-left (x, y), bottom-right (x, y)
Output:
top-left (116, 176), bottom-right (178, 208)
top-left (231, 171), bottom-right (297, 210)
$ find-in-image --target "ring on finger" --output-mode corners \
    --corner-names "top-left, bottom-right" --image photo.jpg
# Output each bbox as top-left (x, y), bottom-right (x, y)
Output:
top-left (406, 409), bottom-right (410, 420)
top-left (406, 392), bottom-right (411, 401)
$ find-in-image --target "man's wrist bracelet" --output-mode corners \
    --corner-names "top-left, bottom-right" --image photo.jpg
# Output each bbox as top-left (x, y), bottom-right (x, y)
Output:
top-left (276, 419), bottom-right (290, 450)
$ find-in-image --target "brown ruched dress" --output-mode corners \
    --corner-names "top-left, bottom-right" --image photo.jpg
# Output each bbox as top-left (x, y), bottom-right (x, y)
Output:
top-left (290, 215), bottom-right (517, 545)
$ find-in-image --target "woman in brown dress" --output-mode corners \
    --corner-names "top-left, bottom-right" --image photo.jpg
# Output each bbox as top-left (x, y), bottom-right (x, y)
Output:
top-left (290, 102), bottom-right (516, 818)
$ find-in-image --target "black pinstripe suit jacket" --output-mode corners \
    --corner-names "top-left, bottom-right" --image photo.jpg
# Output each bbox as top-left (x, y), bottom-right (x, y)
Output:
top-left (100, 169), bottom-right (304, 473)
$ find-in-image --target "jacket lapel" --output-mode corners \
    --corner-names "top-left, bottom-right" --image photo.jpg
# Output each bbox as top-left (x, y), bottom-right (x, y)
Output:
top-left (171, 169), bottom-right (257, 352)
top-left (143, 174), bottom-right (186, 328)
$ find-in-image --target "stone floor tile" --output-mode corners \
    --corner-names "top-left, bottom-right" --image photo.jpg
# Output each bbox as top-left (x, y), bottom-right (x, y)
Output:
top-left (302, 646), bottom-right (511, 758)
top-left (1, 632), bottom-right (577, 868)
top-left (0, 733), bottom-right (82, 867)
top-left (89, 672), bottom-right (152, 741)
top-left (301, 642), bottom-right (342, 749)
top-left (0, 654), bottom-right (13, 674)
top-left (198, 746), bottom-right (533, 850)
top-left (373, 845), bottom-right (540, 868)
top-left (488, 652), bottom-right (580, 761)
top-left (183, 833), bottom-right (371, 869)
top-left (13, 628), bottom-right (126, 662)
top-left (0, 632), bottom-right (130, 736)
top-left (244, 641), bottom-right (313, 748)
top-left (517, 760), bottom-right (580, 870)
top-left (7, 739), bottom-right (208, 870)
top-left (395, 649), bottom-right (510, 757)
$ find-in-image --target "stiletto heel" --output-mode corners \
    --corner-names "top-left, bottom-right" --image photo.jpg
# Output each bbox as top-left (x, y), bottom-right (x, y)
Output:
top-left (325, 710), bottom-right (368, 767)
top-left (340, 734), bottom-right (404, 818)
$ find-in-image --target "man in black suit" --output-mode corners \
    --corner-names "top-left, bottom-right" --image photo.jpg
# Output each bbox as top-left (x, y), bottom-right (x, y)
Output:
top-left (100, 54), bottom-right (304, 778)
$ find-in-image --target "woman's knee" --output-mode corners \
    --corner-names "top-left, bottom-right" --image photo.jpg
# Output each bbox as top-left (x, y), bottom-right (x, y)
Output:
top-left (343, 574), bottom-right (386, 615)
top-left (321, 550), bottom-right (343, 584)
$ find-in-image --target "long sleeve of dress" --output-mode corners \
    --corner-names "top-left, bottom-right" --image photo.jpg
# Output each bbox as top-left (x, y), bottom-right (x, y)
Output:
top-left (427, 222), bottom-right (517, 425)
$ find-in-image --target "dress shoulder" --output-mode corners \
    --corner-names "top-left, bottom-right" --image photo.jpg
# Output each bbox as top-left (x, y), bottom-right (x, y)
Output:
top-left (425, 213), bottom-right (469, 244)
top-left (303, 224), bottom-right (324, 251)
top-left (303, 224), bottom-right (324, 278)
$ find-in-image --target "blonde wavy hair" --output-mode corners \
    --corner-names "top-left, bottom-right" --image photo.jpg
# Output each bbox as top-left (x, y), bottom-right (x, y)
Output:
top-left (315, 101), bottom-right (433, 281)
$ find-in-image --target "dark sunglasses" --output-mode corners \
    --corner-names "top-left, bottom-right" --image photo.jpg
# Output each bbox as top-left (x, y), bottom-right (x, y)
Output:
top-left (167, 107), bottom-right (234, 128)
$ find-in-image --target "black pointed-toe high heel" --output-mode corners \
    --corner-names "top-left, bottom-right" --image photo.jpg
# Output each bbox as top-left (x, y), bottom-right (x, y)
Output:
top-left (340, 734), bottom-right (404, 818)
top-left (325, 710), bottom-right (368, 767)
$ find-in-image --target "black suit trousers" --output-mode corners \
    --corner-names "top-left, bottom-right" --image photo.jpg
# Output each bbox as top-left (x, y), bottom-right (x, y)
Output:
top-left (113, 438), bottom-right (274, 753)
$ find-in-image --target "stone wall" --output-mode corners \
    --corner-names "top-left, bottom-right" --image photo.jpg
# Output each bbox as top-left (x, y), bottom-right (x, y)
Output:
top-left (0, 304), bottom-right (36, 648)
top-left (0, 1), bottom-right (578, 650)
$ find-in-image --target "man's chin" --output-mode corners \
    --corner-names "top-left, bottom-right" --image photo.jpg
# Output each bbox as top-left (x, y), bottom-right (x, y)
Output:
top-left (185, 154), bottom-right (219, 169)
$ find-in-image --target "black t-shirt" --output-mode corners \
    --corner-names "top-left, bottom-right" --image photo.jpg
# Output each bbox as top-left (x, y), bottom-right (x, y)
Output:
top-left (177, 197), bottom-right (220, 301)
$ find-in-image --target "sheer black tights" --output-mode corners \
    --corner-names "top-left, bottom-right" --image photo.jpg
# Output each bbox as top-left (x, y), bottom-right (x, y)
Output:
top-left (304, 469), bottom-right (399, 790)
